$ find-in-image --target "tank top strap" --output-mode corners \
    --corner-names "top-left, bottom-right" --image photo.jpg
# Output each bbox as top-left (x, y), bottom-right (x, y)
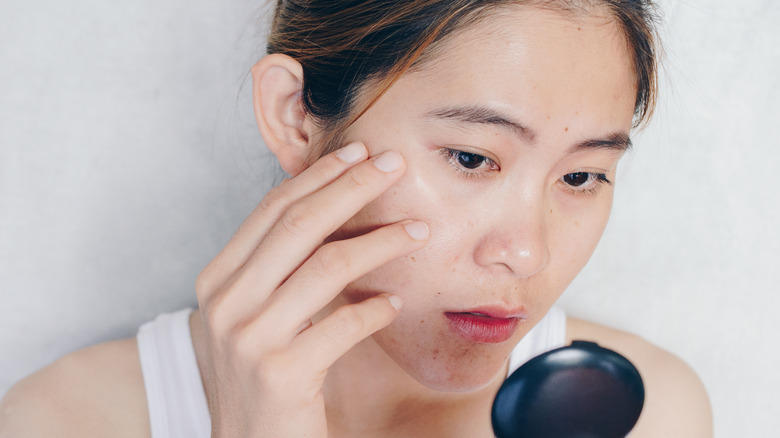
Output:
top-left (507, 306), bottom-right (567, 375)
top-left (137, 308), bottom-right (211, 438)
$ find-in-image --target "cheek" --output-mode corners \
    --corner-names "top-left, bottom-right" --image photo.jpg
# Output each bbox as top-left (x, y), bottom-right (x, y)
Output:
top-left (550, 193), bottom-right (613, 274)
top-left (333, 162), bottom-right (465, 251)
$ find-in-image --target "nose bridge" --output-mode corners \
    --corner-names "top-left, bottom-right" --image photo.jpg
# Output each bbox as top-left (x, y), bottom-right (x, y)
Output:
top-left (473, 187), bottom-right (551, 278)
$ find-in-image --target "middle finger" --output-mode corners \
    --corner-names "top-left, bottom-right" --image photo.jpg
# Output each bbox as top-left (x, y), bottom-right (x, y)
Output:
top-left (223, 150), bottom-right (407, 319)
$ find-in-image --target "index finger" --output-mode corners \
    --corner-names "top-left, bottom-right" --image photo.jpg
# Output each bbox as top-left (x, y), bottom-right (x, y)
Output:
top-left (218, 150), bottom-right (407, 316)
top-left (197, 142), bottom-right (368, 297)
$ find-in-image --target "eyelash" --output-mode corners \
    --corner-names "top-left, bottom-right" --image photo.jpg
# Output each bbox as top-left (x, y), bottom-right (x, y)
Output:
top-left (440, 147), bottom-right (612, 196)
top-left (440, 148), bottom-right (499, 178)
top-left (559, 172), bottom-right (612, 196)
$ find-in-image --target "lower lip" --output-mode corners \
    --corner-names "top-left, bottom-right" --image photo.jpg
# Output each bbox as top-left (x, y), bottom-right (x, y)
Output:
top-left (444, 312), bottom-right (520, 344)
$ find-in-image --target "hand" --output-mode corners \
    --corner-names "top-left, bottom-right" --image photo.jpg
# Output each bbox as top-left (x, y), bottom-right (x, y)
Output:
top-left (195, 142), bottom-right (429, 437)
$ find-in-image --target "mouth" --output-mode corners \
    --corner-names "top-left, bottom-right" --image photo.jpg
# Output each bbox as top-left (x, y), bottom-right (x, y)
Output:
top-left (444, 308), bottom-right (526, 344)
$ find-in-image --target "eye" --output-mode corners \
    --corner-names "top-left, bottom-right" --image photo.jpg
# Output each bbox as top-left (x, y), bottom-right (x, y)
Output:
top-left (563, 172), bottom-right (592, 187)
top-left (454, 151), bottom-right (486, 169)
top-left (561, 171), bottom-right (611, 195)
top-left (441, 148), bottom-right (499, 177)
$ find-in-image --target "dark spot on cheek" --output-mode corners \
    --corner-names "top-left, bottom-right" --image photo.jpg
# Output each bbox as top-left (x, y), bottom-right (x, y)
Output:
top-left (410, 256), bottom-right (415, 262)
top-left (564, 127), bottom-right (569, 132)
top-left (419, 320), bottom-right (425, 324)
top-left (436, 292), bottom-right (441, 297)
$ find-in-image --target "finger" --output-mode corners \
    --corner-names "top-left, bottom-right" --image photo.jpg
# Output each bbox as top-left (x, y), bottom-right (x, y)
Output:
top-left (254, 220), bottom-right (428, 339)
top-left (291, 293), bottom-right (403, 370)
top-left (218, 150), bottom-right (407, 317)
top-left (196, 142), bottom-right (368, 300)
top-left (244, 151), bottom-right (405, 293)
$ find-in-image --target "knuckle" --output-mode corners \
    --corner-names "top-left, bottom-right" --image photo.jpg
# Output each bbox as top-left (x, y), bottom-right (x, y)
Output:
top-left (333, 305), bottom-right (369, 339)
top-left (311, 242), bottom-right (351, 277)
top-left (195, 265), bottom-right (217, 298)
top-left (347, 167), bottom-right (374, 189)
top-left (201, 292), bottom-right (234, 337)
top-left (253, 180), bottom-right (295, 217)
top-left (258, 181), bottom-right (293, 214)
top-left (279, 201), bottom-right (316, 237)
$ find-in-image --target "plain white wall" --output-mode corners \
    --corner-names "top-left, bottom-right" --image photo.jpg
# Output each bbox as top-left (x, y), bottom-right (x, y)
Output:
top-left (1, 1), bottom-right (778, 437)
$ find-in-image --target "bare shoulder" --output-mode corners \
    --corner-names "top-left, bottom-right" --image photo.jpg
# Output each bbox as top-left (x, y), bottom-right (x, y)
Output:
top-left (0, 338), bottom-right (150, 438)
top-left (566, 317), bottom-right (713, 438)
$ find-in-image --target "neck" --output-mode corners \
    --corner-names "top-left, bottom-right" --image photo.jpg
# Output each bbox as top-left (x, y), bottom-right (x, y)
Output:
top-left (322, 335), bottom-right (507, 438)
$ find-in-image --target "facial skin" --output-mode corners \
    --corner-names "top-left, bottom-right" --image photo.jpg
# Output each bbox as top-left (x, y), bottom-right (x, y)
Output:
top-left (312, 6), bottom-right (637, 394)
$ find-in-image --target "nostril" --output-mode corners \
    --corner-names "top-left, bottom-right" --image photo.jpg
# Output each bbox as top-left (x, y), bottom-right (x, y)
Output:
top-left (474, 237), bottom-right (550, 279)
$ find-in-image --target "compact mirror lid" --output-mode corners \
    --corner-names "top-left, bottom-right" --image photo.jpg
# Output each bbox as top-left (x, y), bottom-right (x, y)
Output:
top-left (492, 341), bottom-right (644, 438)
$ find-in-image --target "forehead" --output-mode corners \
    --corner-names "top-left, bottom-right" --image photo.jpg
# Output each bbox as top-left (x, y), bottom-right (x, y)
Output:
top-left (384, 6), bottom-right (637, 137)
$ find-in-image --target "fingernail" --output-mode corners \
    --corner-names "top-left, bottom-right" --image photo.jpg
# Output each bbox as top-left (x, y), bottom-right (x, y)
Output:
top-left (403, 221), bottom-right (429, 241)
top-left (335, 142), bottom-right (366, 163)
top-left (373, 151), bottom-right (403, 173)
top-left (387, 295), bottom-right (403, 311)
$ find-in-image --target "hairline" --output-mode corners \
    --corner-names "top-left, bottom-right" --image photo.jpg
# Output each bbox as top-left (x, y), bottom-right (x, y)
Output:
top-left (313, 1), bottom-right (650, 159)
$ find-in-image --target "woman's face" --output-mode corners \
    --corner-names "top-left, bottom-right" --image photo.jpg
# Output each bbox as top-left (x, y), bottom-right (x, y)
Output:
top-left (320, 7), bottom-right (636, 391)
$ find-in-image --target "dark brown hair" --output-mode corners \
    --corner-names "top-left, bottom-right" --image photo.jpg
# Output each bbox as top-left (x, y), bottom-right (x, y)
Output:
top-left (267, 0), bottom-right (661, 157)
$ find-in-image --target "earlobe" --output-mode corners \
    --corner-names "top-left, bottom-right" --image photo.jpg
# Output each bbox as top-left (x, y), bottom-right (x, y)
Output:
top-left (252, 54), bottom-right (312, 175)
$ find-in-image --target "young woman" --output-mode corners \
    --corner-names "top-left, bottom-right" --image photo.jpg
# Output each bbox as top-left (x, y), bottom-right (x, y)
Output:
top-left (0, 0), bottom-right (712, 436)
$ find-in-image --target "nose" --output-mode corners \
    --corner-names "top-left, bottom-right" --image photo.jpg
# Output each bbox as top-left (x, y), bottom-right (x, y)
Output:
top-left (472, 198), bottom-right (551, 279)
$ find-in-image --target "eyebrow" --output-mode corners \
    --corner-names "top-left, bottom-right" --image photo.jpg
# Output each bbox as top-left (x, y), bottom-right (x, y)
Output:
top-left (423, 104), bottom-right (632, 153)
top-left (424, 105), bottom-right (537, 142)
top-left (571, 131), bottom-right (633, 153)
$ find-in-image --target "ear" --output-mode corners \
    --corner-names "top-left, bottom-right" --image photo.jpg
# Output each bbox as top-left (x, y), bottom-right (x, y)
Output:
top-left (251, 54), bottom-right (313, 176)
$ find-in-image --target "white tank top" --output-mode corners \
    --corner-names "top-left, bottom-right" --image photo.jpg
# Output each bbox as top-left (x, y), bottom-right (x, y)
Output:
top-left (137, 307), bottom-right (567, 438)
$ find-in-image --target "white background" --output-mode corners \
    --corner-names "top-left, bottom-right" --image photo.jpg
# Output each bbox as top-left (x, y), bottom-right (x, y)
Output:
top-left (1, 1), bottom-right (777, 436)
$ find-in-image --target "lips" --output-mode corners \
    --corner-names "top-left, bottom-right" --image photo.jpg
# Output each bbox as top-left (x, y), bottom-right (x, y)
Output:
top-left (444, 308), bottom-right (526, 344)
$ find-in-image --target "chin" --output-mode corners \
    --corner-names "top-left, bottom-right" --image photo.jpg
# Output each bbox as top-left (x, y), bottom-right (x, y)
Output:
top-left (413, 365), bottom-right (505, 393)
top-left (372, 324), bottom-right (514, 394)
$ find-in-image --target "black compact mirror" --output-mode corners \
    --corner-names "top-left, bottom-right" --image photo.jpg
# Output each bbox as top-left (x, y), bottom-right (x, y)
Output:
top-left (492, 341), bottom-right (644, 438)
